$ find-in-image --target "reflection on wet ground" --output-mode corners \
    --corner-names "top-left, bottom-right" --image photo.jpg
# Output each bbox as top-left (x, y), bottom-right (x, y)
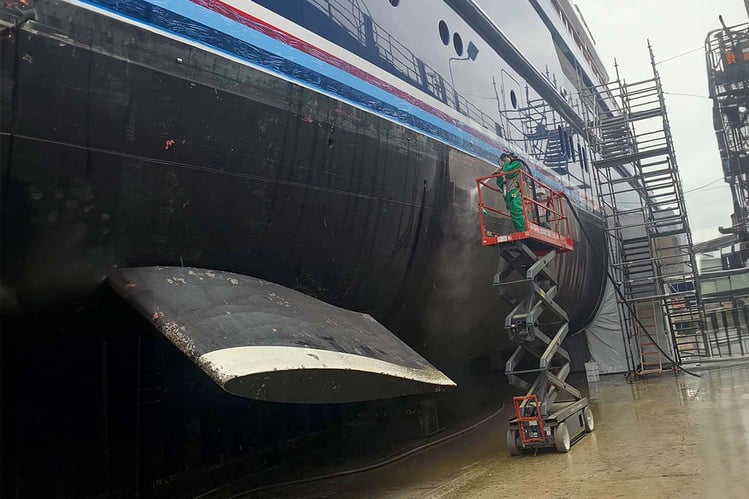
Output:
top-left (246, 363), bottom-right (749, 498)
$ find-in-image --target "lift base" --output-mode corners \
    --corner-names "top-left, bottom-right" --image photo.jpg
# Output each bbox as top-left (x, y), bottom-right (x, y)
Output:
top-left (492, 241), bottom-right (595, 455)
top-left (506, 398), bottom-right (594, 455)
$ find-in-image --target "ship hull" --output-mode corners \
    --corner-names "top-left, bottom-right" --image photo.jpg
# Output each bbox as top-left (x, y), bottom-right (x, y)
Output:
top-left (0, 0), bottom-right (606, 360)
top-left (0, 1), bottom-right (609, 495)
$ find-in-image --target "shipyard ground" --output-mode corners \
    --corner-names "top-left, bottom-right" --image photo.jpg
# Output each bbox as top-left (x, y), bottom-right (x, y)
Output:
top-left (231, 362), bottom-right (749, 498)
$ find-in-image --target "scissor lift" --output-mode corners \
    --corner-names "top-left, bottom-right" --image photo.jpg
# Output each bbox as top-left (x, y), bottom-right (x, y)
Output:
top-left (476, 167), bottom-right (594, 455)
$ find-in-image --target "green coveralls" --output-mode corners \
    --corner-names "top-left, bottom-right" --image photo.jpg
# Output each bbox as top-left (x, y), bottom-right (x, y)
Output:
top-left (496, 160), bottom-right (527, 232)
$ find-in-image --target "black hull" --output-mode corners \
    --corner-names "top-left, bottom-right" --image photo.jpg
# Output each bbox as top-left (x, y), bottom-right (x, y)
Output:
top-left (0, 2), bottom-right (607, 495)
top-left (1, 2), bottom-right (606, 355)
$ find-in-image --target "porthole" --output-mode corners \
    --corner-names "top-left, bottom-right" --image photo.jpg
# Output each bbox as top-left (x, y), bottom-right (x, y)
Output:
top-left (389, 0), bottom-right (400, 6)
top-left (510, 90), bottom-right (518, 109)
top-left (438, 21), bottom-right (449, 45)
top-left (453, 32), bottom-right (464, 56)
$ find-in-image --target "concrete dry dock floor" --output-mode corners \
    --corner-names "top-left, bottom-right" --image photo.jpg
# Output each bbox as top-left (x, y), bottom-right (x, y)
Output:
top-left (248, 363), bottom-right (749, 499)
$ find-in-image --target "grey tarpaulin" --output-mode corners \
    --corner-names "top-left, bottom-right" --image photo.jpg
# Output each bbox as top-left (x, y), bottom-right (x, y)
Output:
top-left (585, 279), bottom-right (630, 373)
top-left (584, 211), bottom-right (643, 374)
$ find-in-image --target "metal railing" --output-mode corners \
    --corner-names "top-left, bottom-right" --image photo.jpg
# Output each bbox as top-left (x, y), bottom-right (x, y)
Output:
top-left (308, 0), bottom-right (500, 132)
top-left (476, 168), bottom-right (573, 251)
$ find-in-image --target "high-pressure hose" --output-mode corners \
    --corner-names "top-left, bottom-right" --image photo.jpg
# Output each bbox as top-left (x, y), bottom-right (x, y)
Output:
top-left (561, 194), bottom-right (701, 379)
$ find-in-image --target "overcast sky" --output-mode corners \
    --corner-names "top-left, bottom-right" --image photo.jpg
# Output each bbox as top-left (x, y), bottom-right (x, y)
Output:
top-left (574, 0), bottom-right (748, 242)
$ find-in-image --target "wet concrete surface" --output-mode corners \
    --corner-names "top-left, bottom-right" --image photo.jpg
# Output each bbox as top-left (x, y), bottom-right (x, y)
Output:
top-left (245, 363), bottom-right (749, 498)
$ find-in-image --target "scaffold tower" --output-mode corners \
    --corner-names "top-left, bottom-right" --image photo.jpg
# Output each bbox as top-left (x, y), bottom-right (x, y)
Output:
top-left (706, 20), bottom-right (749, 259)
top-left (581, 42), bottom-right (708, 377)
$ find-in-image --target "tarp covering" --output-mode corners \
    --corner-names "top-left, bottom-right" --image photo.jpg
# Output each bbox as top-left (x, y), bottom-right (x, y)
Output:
top-left (585, 279), bottom-right (630, 373)
top-left (107, 267), bottom-right (455, 403)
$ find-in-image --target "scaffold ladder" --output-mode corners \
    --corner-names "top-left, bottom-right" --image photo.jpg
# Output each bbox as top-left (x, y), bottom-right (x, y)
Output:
top-left (636, 300), bottom-right (663, 375)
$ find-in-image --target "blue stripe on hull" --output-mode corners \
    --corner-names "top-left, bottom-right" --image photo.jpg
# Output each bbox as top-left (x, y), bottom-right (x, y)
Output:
top-left (79, 0), bottom-right (503, 161)
top-left (77, 0), bottom-right (587, 207)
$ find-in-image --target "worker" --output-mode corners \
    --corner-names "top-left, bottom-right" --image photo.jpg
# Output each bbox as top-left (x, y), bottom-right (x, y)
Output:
top-left (494, 152), bottom-right (527, 232)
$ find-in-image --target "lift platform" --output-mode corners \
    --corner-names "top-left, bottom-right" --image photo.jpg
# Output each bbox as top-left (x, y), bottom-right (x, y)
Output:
top-left (476, 166), bottom-right (594, 454)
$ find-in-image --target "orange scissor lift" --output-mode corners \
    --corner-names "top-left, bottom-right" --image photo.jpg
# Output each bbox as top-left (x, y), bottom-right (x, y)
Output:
top-left (476, 167), bottom-right (594, 455)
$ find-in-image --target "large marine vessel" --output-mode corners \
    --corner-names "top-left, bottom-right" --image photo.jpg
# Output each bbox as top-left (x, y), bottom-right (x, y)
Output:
top-left (1, 0), bottom-right (614, 494)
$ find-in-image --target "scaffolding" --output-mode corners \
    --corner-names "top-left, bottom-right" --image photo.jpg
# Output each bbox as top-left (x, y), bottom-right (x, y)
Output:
top-left (705, 21), bottom-right (749, 257)
top-left (582, 42), bottom-right (708, 377)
